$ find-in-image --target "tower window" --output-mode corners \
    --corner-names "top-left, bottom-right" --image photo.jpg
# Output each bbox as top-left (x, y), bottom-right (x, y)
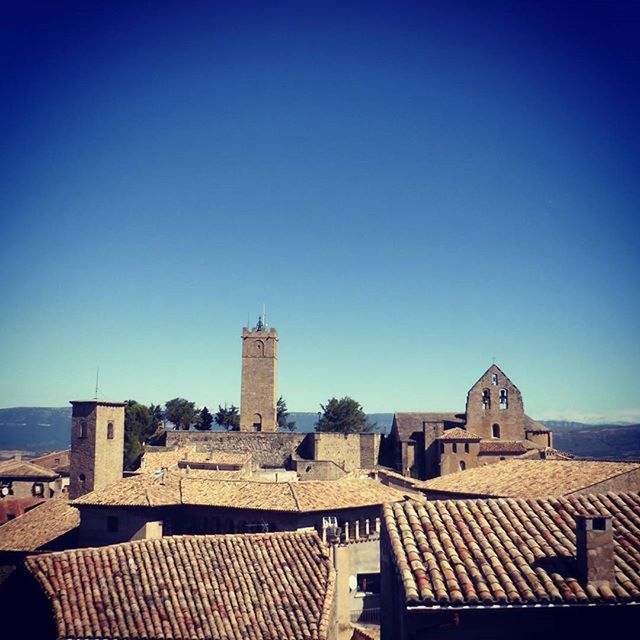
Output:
top-left (79, 421), bottom-right (88, 438)
top-left (459, 460), bottom-right (466, 471)
top-left (482, 389), bottom-right (490, 410)
top-left (79, 473), bottom-right (86, 488)
top-left (452, 443), bottom-right (457, 453)
top-left (499, 389), bottom-right (508, 409)
top-left (492, 423), bottom-right (501, 438)
top-left (491, 373), bottom-right (498, 385)
top-left (464, 443), bottom-right (469, 453)
top-left (107, 422), bottom-right (114, 439)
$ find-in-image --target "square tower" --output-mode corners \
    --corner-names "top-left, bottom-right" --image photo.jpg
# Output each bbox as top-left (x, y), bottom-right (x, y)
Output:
top-left (69, 400), bottom-right (125, 499)
top-left (240, 318), bottom-right (278, 431)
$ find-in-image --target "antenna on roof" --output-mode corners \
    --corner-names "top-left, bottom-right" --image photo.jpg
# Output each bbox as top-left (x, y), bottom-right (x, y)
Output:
top-left (94, 366), bottom-right (100, 400)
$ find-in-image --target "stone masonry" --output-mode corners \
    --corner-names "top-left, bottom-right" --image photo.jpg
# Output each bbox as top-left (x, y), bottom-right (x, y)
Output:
top-left (69, 400), bottom-right (125, 499)
top-left (240, 320), bottom-right (278, 432)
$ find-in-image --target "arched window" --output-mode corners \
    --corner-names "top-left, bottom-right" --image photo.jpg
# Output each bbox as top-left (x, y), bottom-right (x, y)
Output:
top-left (107, 422), bottom-right (114, 439)
top-left (79, 421), bottom-right (87, 438)
top-left (491, 373), bottom-right (498, 385)
top-left (459, 460), bottom-right (466, 471)
top-left (492, 423), bottom-right (500, 438)
top-left (252, 413), bottom-right (262, 432)
top-left (482, 389), bottom-right (490, 410)
top-left (499, 389), bottom-right (508, 409)
top-left (255, 340), bottom-right (264, 356)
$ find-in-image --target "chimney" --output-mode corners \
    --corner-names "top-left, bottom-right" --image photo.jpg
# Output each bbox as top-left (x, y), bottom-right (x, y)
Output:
top-left (575, 513), bottom-right (615, 587)
top-left (13, 452), bottom-right (22, 462)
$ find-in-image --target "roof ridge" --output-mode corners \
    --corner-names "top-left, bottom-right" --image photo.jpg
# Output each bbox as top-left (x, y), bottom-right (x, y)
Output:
top-left (289, 482), bottom-right (302, 511)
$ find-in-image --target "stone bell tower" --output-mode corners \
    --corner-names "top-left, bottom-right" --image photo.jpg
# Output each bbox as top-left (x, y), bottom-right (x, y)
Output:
top-left (240, 317), bottom-right (278, 431)
top-left (69, 400), bottom-right (125, 499)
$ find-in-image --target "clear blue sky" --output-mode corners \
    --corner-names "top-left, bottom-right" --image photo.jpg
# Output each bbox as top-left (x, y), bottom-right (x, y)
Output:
top-left (1, 1), bottom-right (638, 422)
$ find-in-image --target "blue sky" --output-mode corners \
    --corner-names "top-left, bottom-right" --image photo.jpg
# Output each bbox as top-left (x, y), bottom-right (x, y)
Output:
top-left (1, 1), bottom-right (639, 422)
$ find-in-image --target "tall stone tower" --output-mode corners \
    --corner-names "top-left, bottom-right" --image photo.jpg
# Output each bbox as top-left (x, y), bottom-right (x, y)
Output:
top-left (240, 317), bottom-right (278, 431)
top-left (69, 400), bottom-right (125, 499)
top-left (464, 364), bottom-right (525, 441)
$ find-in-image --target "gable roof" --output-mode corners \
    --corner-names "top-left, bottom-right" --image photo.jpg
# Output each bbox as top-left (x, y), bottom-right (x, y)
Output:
top-left (478, 440), bottom-right (529, 455)
top-left (0, 459), bottom-right (59, 480)
top-left (26, 531), bottom-right (335, 640)
top-left (437, 428), bottom-right (481, 441)
top-left (140, 447), bottom-right (251, 472)
top-left (393, 413), bottom-right (466, 441)
top-left (384, 493), bottom-right (640, 608)
top-left (0, 497), bottom-right (79, 552)
top-left (71, 472), bottom-right (410, 512)
top-left (417, 460), bottom-right (640, 498)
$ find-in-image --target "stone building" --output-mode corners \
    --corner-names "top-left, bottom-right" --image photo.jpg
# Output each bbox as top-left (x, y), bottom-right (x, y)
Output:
top-left (68, 400), bottom-right (125, 499)
top-left (381, 493), bottom-right (640, 639)
top-left (240, 317), bottom-right (278, 431)
top-left (389, 365), bottom-right (554, 480)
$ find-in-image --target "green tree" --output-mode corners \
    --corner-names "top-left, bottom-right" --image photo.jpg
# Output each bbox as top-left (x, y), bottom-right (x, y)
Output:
top-left (123, 400), bottom-right (163, 470)
top-left (315, 396), bottom-right (374, 433)
top-left (164, 397), bottom-right (199, 431)
top-left (277, 396), bottom-right (296, 431)
top-left (214, 404), bottom-right (240, 431)
top-left (197, 406), bottom-right (214, 431)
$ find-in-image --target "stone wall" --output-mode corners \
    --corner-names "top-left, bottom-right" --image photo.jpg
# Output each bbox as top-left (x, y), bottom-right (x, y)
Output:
top-left (465, 365), bottom-right (526, 441)
top-left (439, 441), bottom-right (480, 475)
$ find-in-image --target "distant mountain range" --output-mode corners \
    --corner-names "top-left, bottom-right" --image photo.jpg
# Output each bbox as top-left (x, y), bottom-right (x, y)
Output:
top-left (0, 407), bottom-right (638, 460)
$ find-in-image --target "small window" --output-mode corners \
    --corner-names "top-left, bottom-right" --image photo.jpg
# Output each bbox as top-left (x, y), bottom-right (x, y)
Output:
top-left (492, 423), bottom-right (501, 438)
top-left (491, 373), bottom-right (498, 385)
top-left (592, 518), bottom-right (607, 531)
top-left (459, 460), bottom-right (466, 471)
top-left (79, 420), bottom-right (88, 438)
top-left (54, 457), bottom-right (60, 465)
top-left (79, 473), bottom-right (86, 488)
top-left (107, 516), bottom-right (119, 533)
top-left (464, 443), bottom-right (469, 453)
top-left (107, 422), bottom-right (114, 439)
top-left (32, 483), bottom-right (44, 496)
top-left (356, 573), bottom-right (380, 595)
top-left (499, 389), bottom-right (508, 409)
top-left (452, 443), bottom-right (457, 453)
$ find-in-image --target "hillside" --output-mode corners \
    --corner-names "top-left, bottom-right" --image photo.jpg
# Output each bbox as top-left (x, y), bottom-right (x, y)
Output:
top-left (0, 407), bottom-right (638, 460)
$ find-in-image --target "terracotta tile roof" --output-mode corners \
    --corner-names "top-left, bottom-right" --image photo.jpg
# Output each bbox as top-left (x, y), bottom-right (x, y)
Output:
top-left (479, 440), bottom-right (528, 455)
top-left (26, 531), bottom-right (335, 640)
top-left (417, 460), bottom-right (640, 497)
top-left (351, 625), bottom-right (380, 640)
top-left (524, 415), bottom-right (550, 432)
top-left (384, 493), bottom-right (640, 607)
top-left (30, 449), bottom-right (71, 471)
top-left (0, 497), bottom-right (44, 525)
top-left (393, 413), bottom-right (466, 441)
top-left (140, 447), bottom-right (251, 472)
top-left (0, 497), bottom-right (79, 552)
top-left (72, 472), bottom-right (409, 512)
top-left (0, 459), bottom-right (59, 480)
top-left (437, 428), bottom-right (481, 441)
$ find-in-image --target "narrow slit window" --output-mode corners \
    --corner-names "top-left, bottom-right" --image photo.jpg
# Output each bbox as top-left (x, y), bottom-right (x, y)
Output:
top-left (452, 443), bottom-right (457, 453)
top-left (491, 373), bottom-right (498, 385)
top-left (79, 421), bottom-right (88, 438)
top-left (107, 422), bottom-right (114, 439)
top-left (459, 460), bottom-right (466, 471)
top-left (492, 423), bottom-right (500, 438)
top-left (499, 389), bottom-right (508, 409)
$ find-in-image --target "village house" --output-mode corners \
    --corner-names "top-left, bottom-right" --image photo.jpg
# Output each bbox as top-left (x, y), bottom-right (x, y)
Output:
top-left (5, 531), bottom-right (337, 639)
top-left (381, 493), bottom-right (640, 639)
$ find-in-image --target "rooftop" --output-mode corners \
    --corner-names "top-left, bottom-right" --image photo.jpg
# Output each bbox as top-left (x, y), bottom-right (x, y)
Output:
top-left (384, 492), bottom-right (640, 607)
top-left (478, 440), bottom-right (529, 455)
top-left (71, 472), bottom-right (410, 512)
top-left (139, 447), bottom-right (252, 472)
top-left (0, 459), bottom-right (59, 480)
top-left (26, 531), bottom-right (334, 640)
top-left (417, 459), bottom-right (640, 497)
top-left (437, 428), bottom-right (481, 441)
top-left (0, 497), bottom-right (79, 552)
top-left (393, 413), bottom-right (466, 441)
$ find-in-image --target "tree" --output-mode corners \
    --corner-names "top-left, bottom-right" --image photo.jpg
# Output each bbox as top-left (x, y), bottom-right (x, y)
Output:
top-left (123, 400), bottom-right (164, 470)
top-left (315, 396), bottom-right (374, 433)
top-left (277, 396), bottom-right (296, 431)
top-left (197, 406), bottom-right (214, 431)
top-left (164, 398), bottom-right (199, 431)
top-left (214, 404), bottom-right (240, 431)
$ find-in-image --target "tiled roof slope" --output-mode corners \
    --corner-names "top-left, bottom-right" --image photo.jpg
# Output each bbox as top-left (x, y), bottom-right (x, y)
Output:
top-left (384, 493), bottom-right (640, 607)
top-left (0, 498), bottom-right (79, 552)
top-left (0, 459), bottom-right (59, 480)
top-left (393, 413), bottom-right (466, 441)
top-left (73, 472), bottom-right (409, 511)
top-left (418, 460), bottom-right (640, 497)
top-left (26, 531), bottom-right (335, 640)
top-left (524, 415), bottom-right (550, 432)
top-left (437, 428), bottom-right (481, 441)
top-left (140, 447), bottom-right (251, 472)
top-left (478, 440), bottom-right (528, 455)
